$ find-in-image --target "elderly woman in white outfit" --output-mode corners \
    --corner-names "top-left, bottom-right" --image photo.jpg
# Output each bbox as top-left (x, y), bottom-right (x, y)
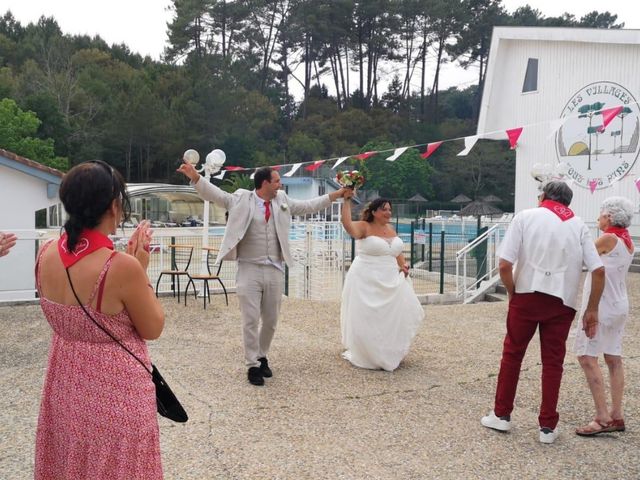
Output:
top-left (575, 197), bottom-right (636, 436)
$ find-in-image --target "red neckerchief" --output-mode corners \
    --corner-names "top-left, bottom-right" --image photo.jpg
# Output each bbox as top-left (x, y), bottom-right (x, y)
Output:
top-left (540, 200), bottom-right (574, 221)
top-left (58, 229), bottom-right (114, 268)
top-left (605, 226), bottom-right (633, 250)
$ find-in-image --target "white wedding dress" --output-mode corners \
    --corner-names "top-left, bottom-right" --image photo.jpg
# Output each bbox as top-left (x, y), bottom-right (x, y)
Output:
top-left (340, 236), bottom-right (425, 371)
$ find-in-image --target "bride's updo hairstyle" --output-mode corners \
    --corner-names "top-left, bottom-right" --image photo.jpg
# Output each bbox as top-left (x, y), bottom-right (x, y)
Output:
top-left (361, 198), bottom-right (392, 223)
top-left (59, 160), bottom-right (131, 251)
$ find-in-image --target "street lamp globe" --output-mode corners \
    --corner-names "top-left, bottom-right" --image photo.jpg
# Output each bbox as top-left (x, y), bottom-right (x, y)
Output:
top-left (183, 149), bottom-right (200, 166)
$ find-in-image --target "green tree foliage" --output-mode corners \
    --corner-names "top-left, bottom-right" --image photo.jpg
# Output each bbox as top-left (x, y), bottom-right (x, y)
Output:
top-left (219, 173), bottom-right (254, 192)
top-left (0, 3), bottom-right (624, 207)
top-left (0, 97), bottom-right (69, 170)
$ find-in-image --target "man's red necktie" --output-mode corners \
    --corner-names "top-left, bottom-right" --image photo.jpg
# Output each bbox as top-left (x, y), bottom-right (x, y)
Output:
top-left (264, 201), bottom-right (271, 222)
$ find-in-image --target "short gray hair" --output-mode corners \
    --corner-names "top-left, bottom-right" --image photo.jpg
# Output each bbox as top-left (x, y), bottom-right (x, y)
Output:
top-left (601, 196), bottom-right (635, 228)
top-left (541, 181), bottom-right (573, 206)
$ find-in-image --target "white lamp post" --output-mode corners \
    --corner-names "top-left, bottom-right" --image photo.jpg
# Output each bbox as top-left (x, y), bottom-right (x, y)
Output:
top-left (183, 148), bottom-right (226, 273)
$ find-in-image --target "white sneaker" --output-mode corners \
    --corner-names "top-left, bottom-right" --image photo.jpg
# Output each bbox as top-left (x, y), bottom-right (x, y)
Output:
top-left (539, 427), bottom-right (559, 444)
top-left (481, 411), bottom-right (511, 432)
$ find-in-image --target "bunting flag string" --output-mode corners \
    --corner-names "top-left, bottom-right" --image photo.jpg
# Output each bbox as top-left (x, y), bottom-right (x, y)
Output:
top-left (456, 136), bottom-right (479, 157)
top-left (601, 106), bottom-right (623, 130)
top-left (355, 151), bottom-right (376, 161)
top-left (386, 147), bottom-right (408, 161)
top-left (305, 160), bottom-right (325, 171)
top-left (506, 127), bottom-right (523, 150)
top-left (210, 101), bottom-right (640, 190)
top-left (332, 156), bottom-right (349, 169)
top-left (284, 163), bottom-right (302, 177)
top-left (420, 142), bottom-right (443, 159)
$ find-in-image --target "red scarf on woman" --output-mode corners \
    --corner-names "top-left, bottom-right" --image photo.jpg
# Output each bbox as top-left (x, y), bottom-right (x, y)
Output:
top-left (58, 229), bottom-right (114, 268)
top-left (605, 226), bottom-right (633, 250)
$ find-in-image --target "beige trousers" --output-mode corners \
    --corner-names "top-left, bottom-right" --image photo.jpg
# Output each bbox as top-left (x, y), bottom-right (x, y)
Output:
top-left (236, 262), bottom-right (284, 368)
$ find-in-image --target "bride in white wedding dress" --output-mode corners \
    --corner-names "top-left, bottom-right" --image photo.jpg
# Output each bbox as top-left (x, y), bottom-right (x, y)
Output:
top-left (340, 193), bottom-right (425, 371)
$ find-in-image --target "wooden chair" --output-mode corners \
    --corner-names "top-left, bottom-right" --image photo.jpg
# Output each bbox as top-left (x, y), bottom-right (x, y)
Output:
top-left (155, 244), bottom-right (194, 304)
top-left (186, 247), bottom-right (229, 309)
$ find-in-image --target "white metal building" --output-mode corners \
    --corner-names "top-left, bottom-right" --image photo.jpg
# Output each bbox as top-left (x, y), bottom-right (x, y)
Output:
top-left (478, 27), bottom-right (640, 233)
top-left (0, 149), bottom-right (63, 301)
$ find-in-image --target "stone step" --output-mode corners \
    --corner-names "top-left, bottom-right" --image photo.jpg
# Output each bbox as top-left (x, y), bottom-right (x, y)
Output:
top-left (484, 292), bottom-right (508, 302)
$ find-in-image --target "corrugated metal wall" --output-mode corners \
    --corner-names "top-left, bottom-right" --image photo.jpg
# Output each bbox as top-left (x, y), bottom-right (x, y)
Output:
top-left (481, 36), bottom-right (640, 233)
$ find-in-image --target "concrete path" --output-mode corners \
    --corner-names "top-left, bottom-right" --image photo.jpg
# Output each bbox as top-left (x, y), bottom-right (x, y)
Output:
top-left (1, 275), bottom-right (639, 479)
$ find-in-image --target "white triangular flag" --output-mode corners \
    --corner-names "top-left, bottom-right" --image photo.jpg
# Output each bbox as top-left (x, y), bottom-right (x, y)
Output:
top-left (456, 135), bottom-right (479, 156)
top-left (386, 147), bottom-right (408, 161)
top-left (332, 156), bottom-right (349, 169)
top-left (250, 171), bottom-right (256, 179)
top-left (213, 170), bottom-right (226, 179)
top-left (284, 163), bottom-right (302, 177)
top-left (547, 118), bottom-right (567, 140)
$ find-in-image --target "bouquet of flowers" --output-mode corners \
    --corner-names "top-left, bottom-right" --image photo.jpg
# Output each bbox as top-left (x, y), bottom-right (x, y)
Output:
top-left (335, 170), bottom-right (365, 189)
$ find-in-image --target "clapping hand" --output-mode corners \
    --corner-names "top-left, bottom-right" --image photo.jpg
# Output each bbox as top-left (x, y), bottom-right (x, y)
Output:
top-left (127, 220), bottom-right (153, 270)
top-left (0, 232), bottom-right (17, 258)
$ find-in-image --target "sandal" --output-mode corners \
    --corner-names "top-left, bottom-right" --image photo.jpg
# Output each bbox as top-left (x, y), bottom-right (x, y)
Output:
top-left (610, 418), bottom-right (626, 432)
top-left (575, 419), bottom-right (616, 437)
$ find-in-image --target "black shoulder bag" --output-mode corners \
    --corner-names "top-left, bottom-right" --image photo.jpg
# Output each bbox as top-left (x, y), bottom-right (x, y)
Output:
top-left (66, 269), bottom-right (188, 423)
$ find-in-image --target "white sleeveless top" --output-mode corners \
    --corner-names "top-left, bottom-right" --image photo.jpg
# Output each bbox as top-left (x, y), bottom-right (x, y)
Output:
top-left (581, 237), bottom-right (634, 326)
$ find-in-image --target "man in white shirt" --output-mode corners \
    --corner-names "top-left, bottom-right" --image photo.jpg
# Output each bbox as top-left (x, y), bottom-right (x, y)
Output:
top-left (481, 181), bottom-right (605, 444)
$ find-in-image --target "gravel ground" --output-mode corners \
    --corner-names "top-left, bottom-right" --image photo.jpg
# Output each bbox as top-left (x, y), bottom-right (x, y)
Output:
top-left (1, 274), bottom-right (639, 479)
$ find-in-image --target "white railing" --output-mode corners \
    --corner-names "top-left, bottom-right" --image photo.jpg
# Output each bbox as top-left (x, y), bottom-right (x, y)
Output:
top-left (455, 224), bottom-right (508, 304)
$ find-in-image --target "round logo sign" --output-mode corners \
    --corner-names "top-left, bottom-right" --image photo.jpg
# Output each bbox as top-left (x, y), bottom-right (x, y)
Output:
top-left (555, 81), bottom-right (640, 190)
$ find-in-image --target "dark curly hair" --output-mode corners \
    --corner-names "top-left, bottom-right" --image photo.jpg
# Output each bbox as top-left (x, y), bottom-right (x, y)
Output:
top-left (361, 198), bottom-right (392, 222)
top-left (254, 167), bottom-right (273, 190)
top-left (59, 160), bottom-right (131, 251)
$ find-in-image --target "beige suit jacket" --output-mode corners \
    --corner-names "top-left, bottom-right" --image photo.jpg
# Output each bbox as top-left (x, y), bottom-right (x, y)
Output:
top-left (194, 178), bottom-right (332, 266)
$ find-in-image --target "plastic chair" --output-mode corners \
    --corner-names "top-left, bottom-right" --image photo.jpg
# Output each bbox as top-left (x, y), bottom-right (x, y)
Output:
top-left (186, 247), bottom-right (229, 309)
top-left (155, 244), bottom-right (194, 304)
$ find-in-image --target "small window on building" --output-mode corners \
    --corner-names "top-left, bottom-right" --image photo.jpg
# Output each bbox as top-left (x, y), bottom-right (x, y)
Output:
top-left (522, 58), bottom-right (538, 93)
top-left (318, 183), bottom-right (326, 196)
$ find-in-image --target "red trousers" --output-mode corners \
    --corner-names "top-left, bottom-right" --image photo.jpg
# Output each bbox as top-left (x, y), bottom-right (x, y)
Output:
top-left (493, 292), bottom-right (576, 429)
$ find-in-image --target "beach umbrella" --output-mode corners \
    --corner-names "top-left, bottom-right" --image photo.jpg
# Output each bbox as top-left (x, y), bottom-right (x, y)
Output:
top-left (481, 194), bottom-right (502, 203)
top-left (459, 200), bottom-right (503, 231)
top-left (450, 193), bottom-right (472, 204)
top-left (408, 193), bottom-right (428, 217)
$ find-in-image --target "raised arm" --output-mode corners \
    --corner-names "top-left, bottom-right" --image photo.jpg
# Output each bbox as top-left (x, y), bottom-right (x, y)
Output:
top-left (341, 193), bottom-right (367, 239)
top-left (177, 159), bottom-right (235, 210)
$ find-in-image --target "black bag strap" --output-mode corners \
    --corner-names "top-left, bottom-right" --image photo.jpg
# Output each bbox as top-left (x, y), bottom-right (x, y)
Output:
top-left (65, 268), bottom-right (153, 376)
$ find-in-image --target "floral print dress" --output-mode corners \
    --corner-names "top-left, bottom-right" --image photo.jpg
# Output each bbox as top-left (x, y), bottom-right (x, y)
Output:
top-left (34, 241), bottom-right (162, 479)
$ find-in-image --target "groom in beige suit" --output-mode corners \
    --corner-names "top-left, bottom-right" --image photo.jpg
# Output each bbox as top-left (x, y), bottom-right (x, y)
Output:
top-left (178, 161), bottom-right (347, 385)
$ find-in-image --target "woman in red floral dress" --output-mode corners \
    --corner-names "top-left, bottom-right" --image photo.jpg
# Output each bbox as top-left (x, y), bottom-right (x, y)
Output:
top-left (34, 161), bottom-right (165, 479)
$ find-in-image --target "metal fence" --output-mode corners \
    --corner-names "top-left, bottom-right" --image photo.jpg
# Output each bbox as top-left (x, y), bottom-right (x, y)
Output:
top-left (0, 219), bottom-right (511, 304)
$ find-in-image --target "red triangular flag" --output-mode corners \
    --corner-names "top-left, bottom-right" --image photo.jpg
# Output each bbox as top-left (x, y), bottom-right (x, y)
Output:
top-left (355, 151), bottom-right (376, 160)
top-left (600, 106), bottom-right (623, 130)
top-left (271, 165), bottom-right (282, 171)
top-left (420, 142), bottom-right (442, 159)
top-left (224, 166), bottom-right (245, 171)
top-left (304, 160), bottom-right (325, 171)
top-left (506, 127), bottom-right (523, 149)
